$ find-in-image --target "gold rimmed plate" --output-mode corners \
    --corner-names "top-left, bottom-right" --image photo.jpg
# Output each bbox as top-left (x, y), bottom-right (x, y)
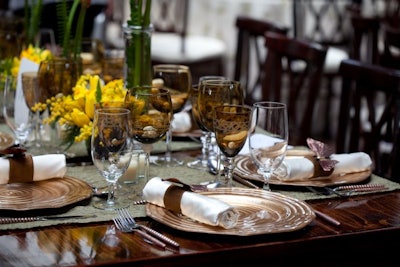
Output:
top-left (0, 176), bottom-right (92, 211)
top-left (146, 187), bottom-right (315, 236)
top-left (234, 155), bottom-right (371, 187)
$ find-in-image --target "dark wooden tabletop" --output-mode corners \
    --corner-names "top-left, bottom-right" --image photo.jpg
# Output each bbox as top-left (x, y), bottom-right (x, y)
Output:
top-left (0, 149), bottom-right (399, 267)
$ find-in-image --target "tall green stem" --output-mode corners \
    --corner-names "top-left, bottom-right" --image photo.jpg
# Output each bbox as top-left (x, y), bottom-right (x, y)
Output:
top-left (125, 0), bottom-right (152, 88)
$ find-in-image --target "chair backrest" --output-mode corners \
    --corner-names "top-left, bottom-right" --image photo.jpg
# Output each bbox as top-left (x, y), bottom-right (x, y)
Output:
top-left (233, 16), bottom-right (289, 106)
top-left (336, 58), bottom-right (400, 180)
top-left (349, 14), bottom-right (381, 64)
top-left (380, 23), bottom-right (400, 69)
top-left (261, 32), bottom-right (328, 146)
top-left (358, 0), bottom-right (400, 27)
top-left (151, 0), bottom-right (188, 53)
top-left (293, 0), bottom-right (352, 48)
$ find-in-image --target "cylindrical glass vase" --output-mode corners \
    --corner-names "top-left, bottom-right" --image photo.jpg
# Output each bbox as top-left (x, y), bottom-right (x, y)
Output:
top-left (123, 25), bottom-right (153, 88)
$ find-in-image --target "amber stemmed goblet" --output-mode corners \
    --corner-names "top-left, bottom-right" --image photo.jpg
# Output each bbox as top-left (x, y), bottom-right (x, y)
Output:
top-left (187, 76), bottom-right (228, 171)
top-left (125, 87), bottom-right (173, 176)
top-left (91, 107), bottom-right (133, 210)
top-left (213, 105), bottom-right (251, 187)
top-left (248, 101), bottom-right (289, 191)
top-left (152, 64), bottom-right (191, 167)
top-left (197, 79), bottom-right (244, 185)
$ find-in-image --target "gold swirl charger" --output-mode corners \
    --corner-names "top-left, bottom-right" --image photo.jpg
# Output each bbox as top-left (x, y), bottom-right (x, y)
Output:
top-left (146, 187), bottom-right (315, 236)
top-left (0, 176), bottom-right (92, 210)
top-left (235, 155), bottom-right (371, 187)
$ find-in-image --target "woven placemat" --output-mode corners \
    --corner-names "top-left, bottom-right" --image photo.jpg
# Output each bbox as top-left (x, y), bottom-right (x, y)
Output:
top-left (1, 155), bottom-right (400, 230)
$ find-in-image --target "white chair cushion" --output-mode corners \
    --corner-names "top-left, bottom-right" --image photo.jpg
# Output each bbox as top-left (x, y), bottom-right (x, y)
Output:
top-left (151, 33), bottom-right (226, 63)
top-left (290, 46), bottom-right (348, 74)
top-left (323, 46), bottom-right (349, 73)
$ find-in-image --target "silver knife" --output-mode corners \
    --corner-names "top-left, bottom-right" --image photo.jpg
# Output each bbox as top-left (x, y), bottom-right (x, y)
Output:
top-left (233, 175), bottom-right (261, 189)
top-left (0, 214), bottom-right (97, 224)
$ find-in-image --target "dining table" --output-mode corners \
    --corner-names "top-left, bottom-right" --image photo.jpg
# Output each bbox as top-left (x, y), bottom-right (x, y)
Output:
top-left (0, 122), bottom-right (400, 267)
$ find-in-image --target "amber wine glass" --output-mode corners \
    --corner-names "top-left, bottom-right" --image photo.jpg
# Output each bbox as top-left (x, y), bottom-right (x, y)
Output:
top-left (125, 87), bottom-right (173, 173)
top-left (197, 79), bottom-right (244, 185)
top-left (152, 64), bottom-right (191, 167)
top-left (187, 76), bottom-right (228, 171)
top-left (213, 104), bottom-right (251, 187)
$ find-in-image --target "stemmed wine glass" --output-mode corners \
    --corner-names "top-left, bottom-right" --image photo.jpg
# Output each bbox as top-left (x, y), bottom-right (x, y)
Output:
top-left (197, 79), bottom-right (244, 185)
top-left (248, 101), bottom-right (289, 191)
top-left (91, 107), bottom-right (133, 210)
top-left (152, 64), bottom-right (191, 167)
top-left (187, 76), bottom-right (227, 171)
top-left (125, 87), bottom-right (172, 177)
top-left (213, 104), bottom-right (251, 187)
top-left (3, 75), bottom-right (35, 146)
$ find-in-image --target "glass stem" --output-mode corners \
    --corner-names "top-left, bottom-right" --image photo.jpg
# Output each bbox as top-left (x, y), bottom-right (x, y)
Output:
top-left (200, 131), bottom-right (211, 166)
top-left (164, 127), bottom-right (172, 163)
top-left (142, 144), bottom-right (152, 181)
top-left (262, 173), bottom-right (271, 191)
top-left (222, 155), bottom-right (235, 188)
top-left (107, 182), bottom-right (116, 206)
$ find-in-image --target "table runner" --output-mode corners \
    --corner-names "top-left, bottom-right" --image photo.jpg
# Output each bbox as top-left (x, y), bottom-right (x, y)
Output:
top-left (1, 154), bottom-right (400, 231)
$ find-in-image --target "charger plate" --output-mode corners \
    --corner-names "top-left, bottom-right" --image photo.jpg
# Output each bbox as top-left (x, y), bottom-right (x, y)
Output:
top-left (234, 155), bottom-right (371, 187)
top-left (0, 131), bottom-right (14, 150)
top-left (146, 187), bottom-right (315, 236)
top-left (0, 176), bottom-right (92, 211)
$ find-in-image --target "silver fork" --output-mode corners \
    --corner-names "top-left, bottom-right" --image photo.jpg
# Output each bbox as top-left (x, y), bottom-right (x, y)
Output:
top-left (306, 186), bottom-right (354, 198)
top-left (113, 214), bottom-right (166, 249)
top-left (117, 208), bottom-right (180, 248)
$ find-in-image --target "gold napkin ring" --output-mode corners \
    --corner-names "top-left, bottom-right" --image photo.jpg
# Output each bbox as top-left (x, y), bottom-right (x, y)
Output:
top-left (9, 154), bottom-right (34, 183)
top-left (163, 185), bottom-right (186, 213)
top-left (305, 156), bottom-right (334, 177)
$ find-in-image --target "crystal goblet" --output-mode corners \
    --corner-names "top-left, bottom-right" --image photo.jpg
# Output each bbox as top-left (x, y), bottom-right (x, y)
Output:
top-left (248, 101), bottom-right (289, 191)
top-left (91, 107), bottom-right (132, 210)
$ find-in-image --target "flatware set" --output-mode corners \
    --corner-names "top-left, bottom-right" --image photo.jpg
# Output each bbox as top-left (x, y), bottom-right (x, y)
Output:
top-left (307, 184), bottom-right (388, 198)
top-left (113, 208), bottom-right (180, 249)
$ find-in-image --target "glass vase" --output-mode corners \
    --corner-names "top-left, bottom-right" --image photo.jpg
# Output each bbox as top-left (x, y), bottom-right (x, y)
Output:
top-left (123, 25), bottom-right (153, 88)
top-left (36, 57), bottom-right (82, 154)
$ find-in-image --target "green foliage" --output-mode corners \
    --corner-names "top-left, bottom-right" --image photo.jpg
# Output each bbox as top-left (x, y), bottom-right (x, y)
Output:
top-left (125, 0), bottom-right (152, 88)
top-left (95, 80), bottom-right (102, 103)
top-left (24, 0), bottom-right (43, 46)
top-left (56, 0), bottom-right (88, 59)
top-left (128, 0), bottom-right (152, 27)
top-left (55, 0), bottom-right (68, 45)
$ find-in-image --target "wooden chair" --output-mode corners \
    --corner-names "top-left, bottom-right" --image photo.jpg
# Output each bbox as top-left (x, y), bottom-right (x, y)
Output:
top-left (336, 58), bottom-right (400, 180)
top-left (232, 16), bottom-right (289, 106)
top-left (349, 14), bottom-right (381, 64)
top-left (260, 32), bottom-right (328, 146)
top-left (379, 22), bottom-right (400, 69)
top-left (150, 0), bottom-right (226, 82)
top-left (292, 0), bottom-right (352, 139)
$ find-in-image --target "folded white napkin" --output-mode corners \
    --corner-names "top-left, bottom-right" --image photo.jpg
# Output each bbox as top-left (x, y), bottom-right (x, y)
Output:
top-left (0, 154), bottom-right (67, 184)
top-left (276, 152), bottom-right (372, 181)
top-left (171, 111), bottom-right (192, 133)
top-left (143, 177), bottom-right (239, 229)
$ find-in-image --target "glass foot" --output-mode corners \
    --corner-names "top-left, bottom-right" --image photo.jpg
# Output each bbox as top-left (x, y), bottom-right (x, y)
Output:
top-left (187, 159), bottom-right (209, 171)
top-left (92, 198), bottom-right (130, 210)
top-left (152, 156), bottom-right (183, 167)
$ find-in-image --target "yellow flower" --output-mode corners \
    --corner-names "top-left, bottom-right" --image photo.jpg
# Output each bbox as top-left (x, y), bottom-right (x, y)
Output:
top-left (15, 45), bottom-right (53, 74)
top-left (70, 108), bottom-right (91, 128)
top-left (1, 45), bottom-right (52, 80)
top-left (41, 74), bottom-right (127, 148)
